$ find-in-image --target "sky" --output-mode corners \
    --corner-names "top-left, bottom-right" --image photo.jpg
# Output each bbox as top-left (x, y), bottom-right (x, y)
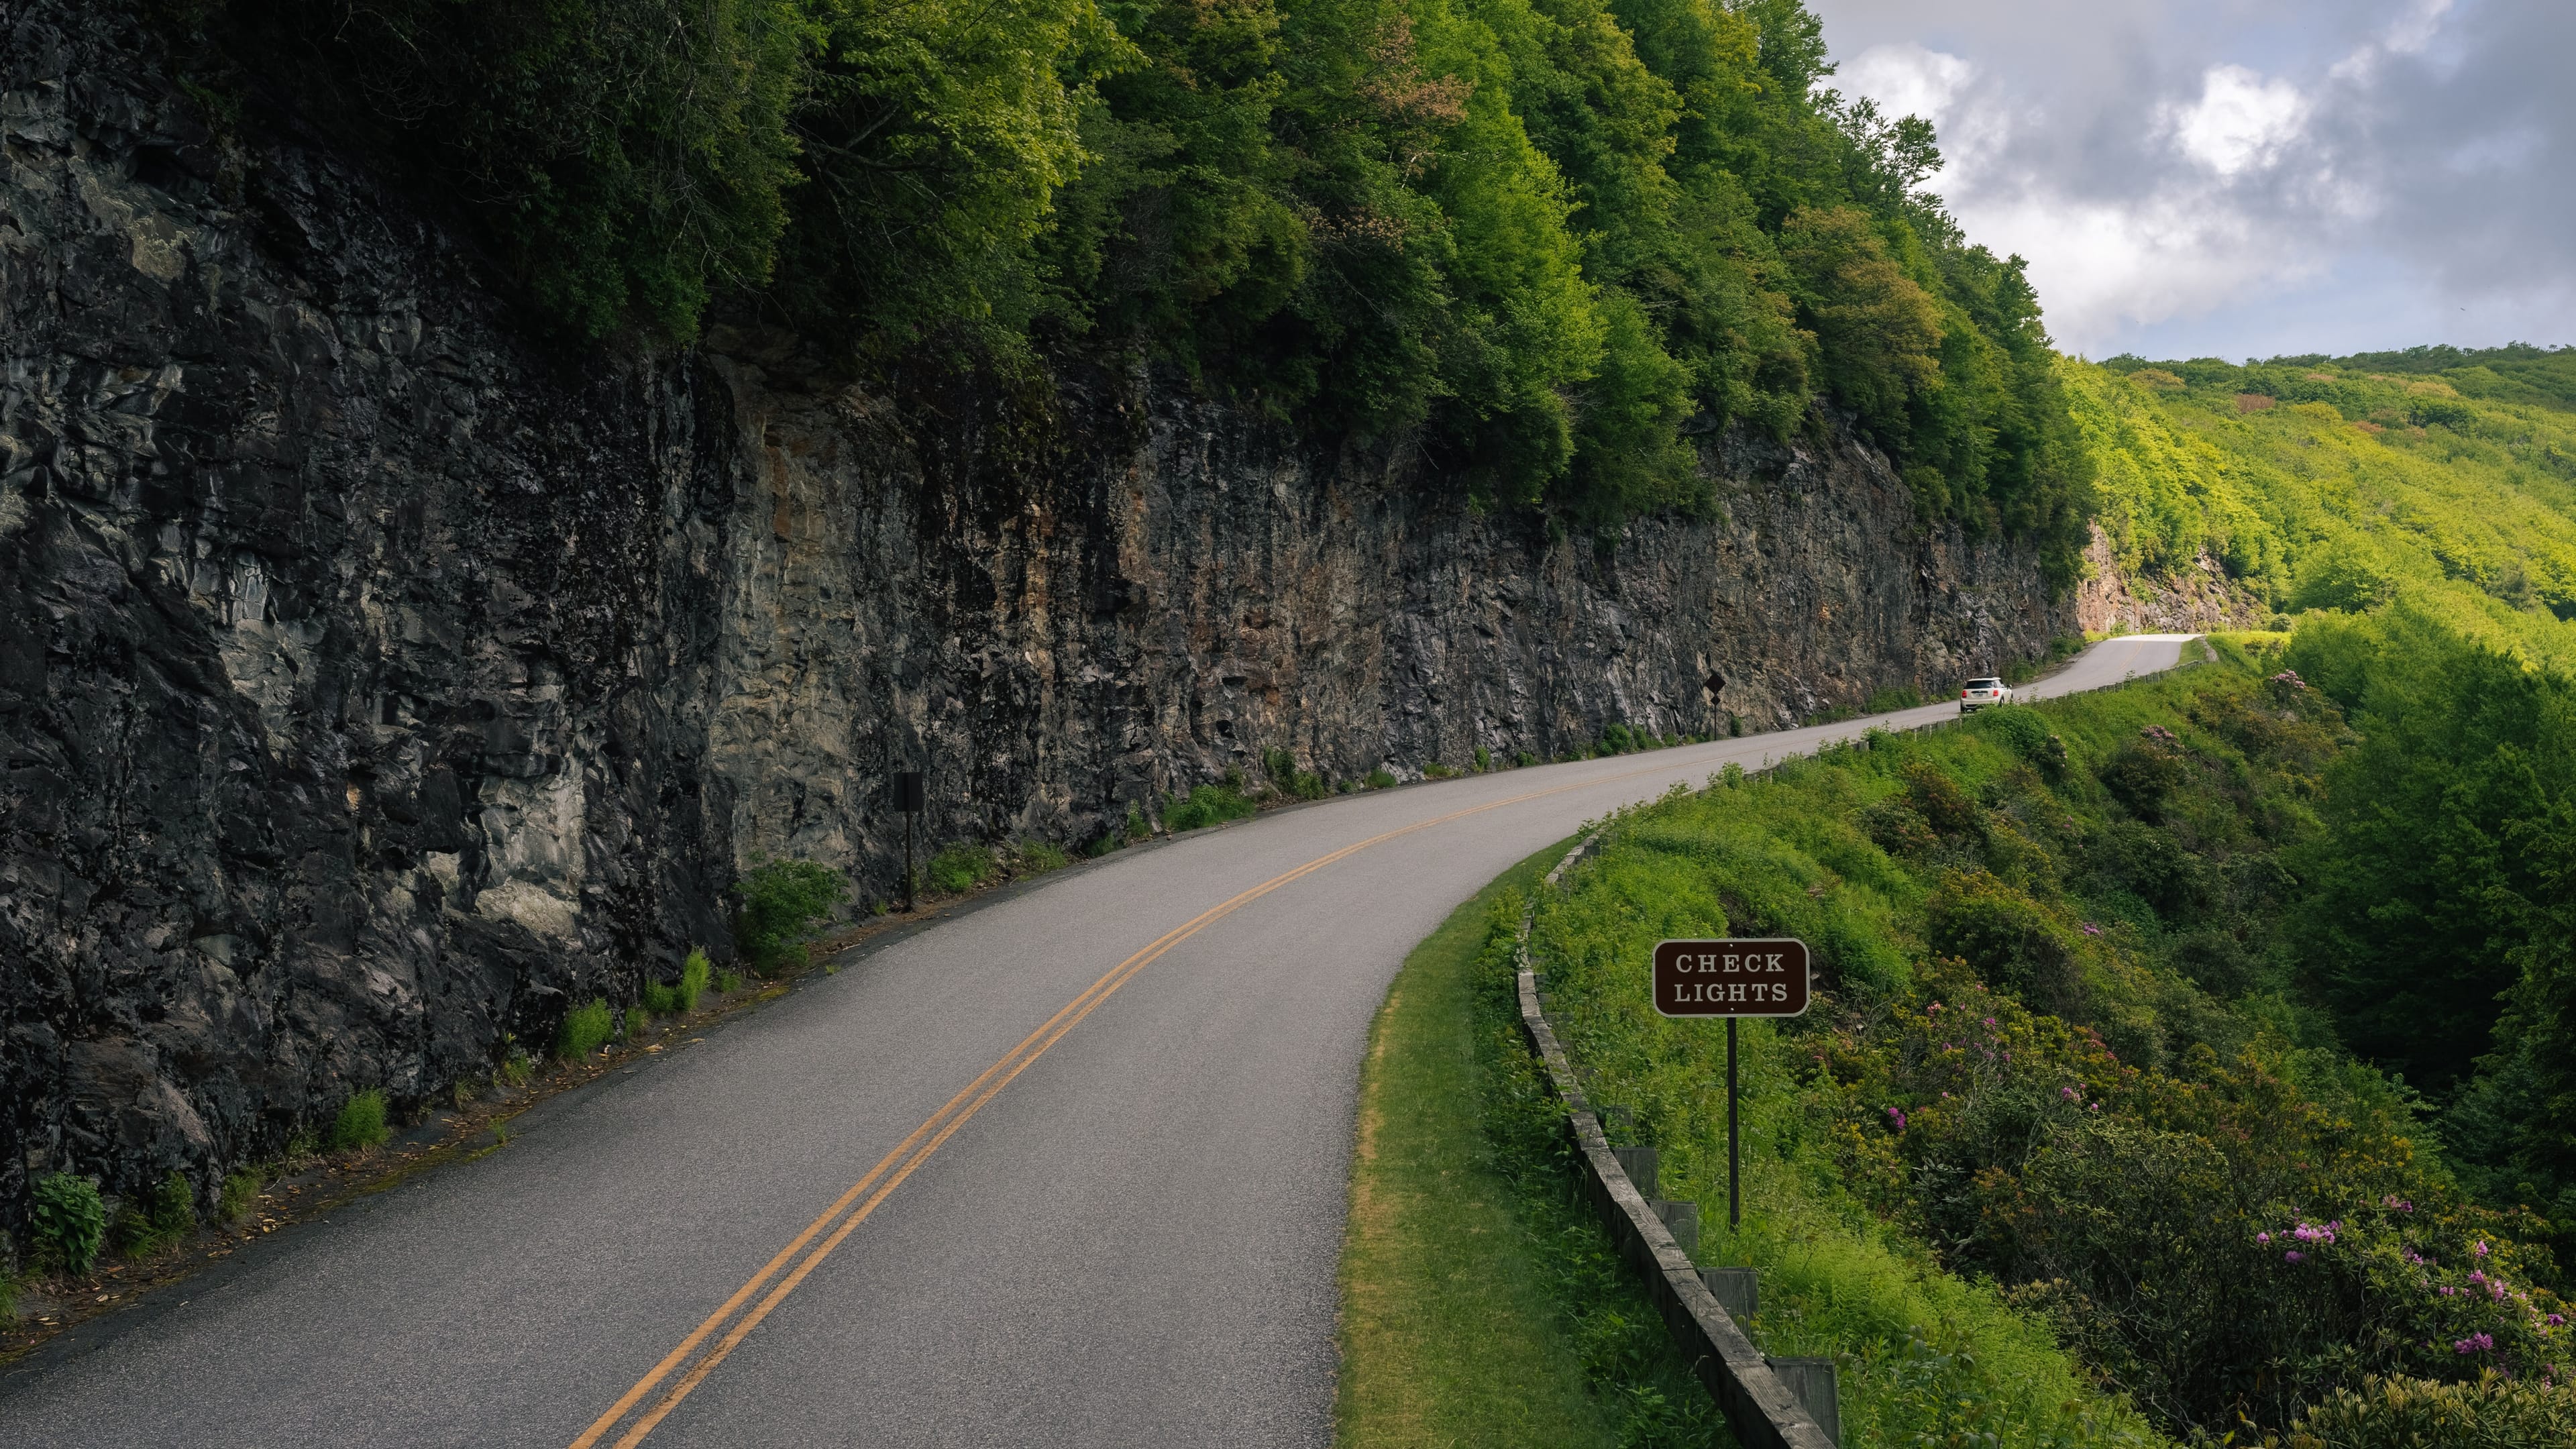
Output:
top-left (1806, 0), bottom-right (2574, 363)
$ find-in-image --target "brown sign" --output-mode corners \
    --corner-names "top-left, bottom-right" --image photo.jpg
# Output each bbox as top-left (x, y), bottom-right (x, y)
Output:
top-left (1652, 939), bottom-right (1811, 1018)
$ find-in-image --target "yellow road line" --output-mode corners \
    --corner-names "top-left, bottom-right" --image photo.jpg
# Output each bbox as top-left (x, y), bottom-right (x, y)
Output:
top-left (570, 751), bottom-right (1746, 1448)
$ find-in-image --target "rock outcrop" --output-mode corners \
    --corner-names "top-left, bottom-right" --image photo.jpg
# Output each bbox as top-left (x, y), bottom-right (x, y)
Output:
top-left (0, 0), bottom-right (2072, 1228)
top-left (2071, 523), bottom-right (2273, 635)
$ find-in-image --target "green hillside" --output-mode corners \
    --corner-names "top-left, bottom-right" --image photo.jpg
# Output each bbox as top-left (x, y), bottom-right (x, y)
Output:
top-left (2070, 346), bottom-right (2576, 668)
top-left (172, 0), bottom-right (2086, 543)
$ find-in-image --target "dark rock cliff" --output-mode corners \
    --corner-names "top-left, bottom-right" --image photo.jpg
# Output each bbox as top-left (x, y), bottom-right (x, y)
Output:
top-left (0, 0), bottom-right (2072, 1229)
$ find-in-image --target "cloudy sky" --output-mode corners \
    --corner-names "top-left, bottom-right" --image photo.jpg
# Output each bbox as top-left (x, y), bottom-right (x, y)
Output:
top-left (1807, 0), bottom-right (2573, 362)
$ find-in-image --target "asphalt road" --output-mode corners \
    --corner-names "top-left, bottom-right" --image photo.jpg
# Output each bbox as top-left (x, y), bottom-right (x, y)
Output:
top-left (1, 635), bottom-right (2200, 1448)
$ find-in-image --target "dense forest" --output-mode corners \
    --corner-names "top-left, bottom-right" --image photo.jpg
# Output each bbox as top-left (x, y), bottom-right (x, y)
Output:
top-left (163, 0), bottom-right (2086, 546)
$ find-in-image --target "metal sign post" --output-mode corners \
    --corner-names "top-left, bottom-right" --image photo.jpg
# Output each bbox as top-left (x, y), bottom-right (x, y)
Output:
top-left (1653, 938), bottom-right (1811, 1232)
top-left (894, 771), bottom-right (925, 911)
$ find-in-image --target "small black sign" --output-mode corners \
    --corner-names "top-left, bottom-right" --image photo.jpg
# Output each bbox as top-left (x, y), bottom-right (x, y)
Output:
top-left (893, 771), bottom-right (925, 813)
top-left (1652, 939), bottom-right (1811, 1018)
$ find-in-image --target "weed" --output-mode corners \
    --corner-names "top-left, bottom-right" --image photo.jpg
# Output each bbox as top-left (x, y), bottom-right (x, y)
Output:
top-left (641, 977), bottom-right (682, 1014)
top-left (1866, 684), bottom-right (1925, 712)
top-left (1515, 751), bottom-right (1538, 768)
top-left (1267, 757), bottom-right (1329, 799)
top-left (623, 1005), bottom-right (649, 1039)
top-left (112, 1171), bottom-right (198, 1258)
top-left (1599, 722), bottom-right (1636, 754)
top-left (716, 969), bottom-right (745, 994)
top-left (1126, 804), bottom-right (1152, 840)
top-left (1474, 745), bottom-right (1492, 773)
top-left (32, 1171), bottom-right (105, 1276)
top-left (331, 1089), bottom-right (390, 1152)
top-left (1729, 712), bottom-right (1743, 737)
top-left (557, 998), bottom-right (614, 1060)
top-left (497, 1045), bottom-right (533, 1087)
top-left (451, 1079), bottom-right (478, 1109)
top-left (1016, 839), bottom-right (1069, 874)
top-left (1365, 767), bottom-right (1398, 790)
top-left (679, 948), bottom-right (710, 1011)
top-left (1164, 784), bottom-right (1259, 831)
top-left (219, 1170), bottom-right (262, 1224)
top-left (1424, 761), bottom-right (1458, 779)
top-left (735, 859), bottom-right (847, 973)
top-left (927, 842), bottom-right (997, 895)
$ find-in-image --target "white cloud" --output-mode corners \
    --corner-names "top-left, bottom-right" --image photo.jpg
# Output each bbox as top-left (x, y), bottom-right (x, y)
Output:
top-left (1843, 44), bottom-right (1976, 126)
top-left (2166, 64), bottom-right (2309, 178)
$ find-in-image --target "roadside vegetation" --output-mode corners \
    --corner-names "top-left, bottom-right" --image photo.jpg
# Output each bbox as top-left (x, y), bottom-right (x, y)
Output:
top-left (1338, 842), bottom-right (1724, 1448)
top-left (1500, 637), bottom-right (2574, 1442)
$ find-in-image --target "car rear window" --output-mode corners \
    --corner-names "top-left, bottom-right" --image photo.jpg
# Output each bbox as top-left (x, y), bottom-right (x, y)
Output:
top-left (1968, 678), bottom-right (2004, 688)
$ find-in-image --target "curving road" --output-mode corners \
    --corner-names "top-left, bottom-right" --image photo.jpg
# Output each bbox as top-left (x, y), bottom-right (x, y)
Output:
top-left (0, 635), bottom-right (2199, 1448)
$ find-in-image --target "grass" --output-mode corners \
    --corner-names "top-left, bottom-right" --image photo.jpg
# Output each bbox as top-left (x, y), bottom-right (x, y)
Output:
top-left (1163, 783), bottom-right (1260, 831)
top-left (329, 1089), bottom-right (390, 1152)
top-left (1335, 839), bottom-right (1717, 1449)
top-left (557, 998), bottom-right (614, 1061)
top-left (219, 1170), bottom-right (262, 1223)
top-left (928, 842), bottom-right (998, 894)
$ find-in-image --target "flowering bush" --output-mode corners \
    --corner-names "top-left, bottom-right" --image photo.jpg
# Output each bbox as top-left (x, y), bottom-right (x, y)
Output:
top-left (1812, 970), bottom-right (2569, 1432)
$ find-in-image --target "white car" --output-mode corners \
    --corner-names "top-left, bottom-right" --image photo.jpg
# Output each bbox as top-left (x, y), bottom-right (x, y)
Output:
top-left (1960, 677), bottom-right (2012, 712)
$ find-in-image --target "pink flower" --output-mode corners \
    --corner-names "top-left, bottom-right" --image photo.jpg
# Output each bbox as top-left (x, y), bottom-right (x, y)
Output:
top-left (2455, 1333), bottom-right (2495, 1354)
top-left (2089, 1102), bottom-right (2101, 1111)
top-left (2548, 1314), bottom-right (2566, 1327)
top-left (1886, 1107), bottom-right (1908, 1132)
top-left (2257, 1232), bottom-right (2272, 1246)
top-left (2284, 1250), bottom-right (2305, 1263)
top-left (2477, 1240), bottom-right (2491, 1258)
top-left (1983, 1017), bottom-right (1996, 1027)
top-left (1927, 1002), bottom-right (1944, 1014)
top-left (2061, 1086), bottom-right (2078, 1101)
top-left (2081, 922), bottom-right (2102, 936)
top-left (2442, 1286), bottom-right (2459, 1297)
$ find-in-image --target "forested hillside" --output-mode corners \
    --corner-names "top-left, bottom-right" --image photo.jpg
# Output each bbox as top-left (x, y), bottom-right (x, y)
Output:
top-left (1517, 641), bottom-right (2576, 1441)
top-left (162, 0), bottom-right (2086, 546)
top-left (2072, 345), bottom-right (2576, 667)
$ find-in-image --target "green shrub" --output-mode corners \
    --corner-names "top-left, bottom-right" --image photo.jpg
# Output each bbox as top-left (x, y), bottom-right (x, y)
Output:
top-left (926, 843), bottom-right (998, 895)
top-left (1365, 768), bottom-right (1398, 791)
top-left (2289, 1373), bottom-right (2576, 1448)
top-left (640, 978), bottom-right (680, 1014)
top-left (331, 1089), bottom-right (390, 1151)
top-left (1163, 784), bottom-right (1258, 832)
top-left (1599, 722), bottom-right (1636, 755)
top-left (716, 969), bottom-right (745, 995)
top-left (1515, 751), bottom-right (1538, 768)
top-left (1125, 804), bottom-right (1152, 841)
top-left (735, 859), bottom-right (847, 972)
top-left (1422, 761), bottom-right (1458, 780)
top-left (112, 1171), bottom-right (199, 1257)
top-left (219, 1170), bottom-right (262, 1224)
top-left (557, 998), bottom-right (614, 1060)
top-left (32, 1171), bottom-right (106, 1276)
top-left (679, 948), bottom-right (710, 1010)
top-left (1016, 839), bottom-right (1069, 874)
top-left (624, 1005), bottom-right (649, 1038)
top-left (1474, 745), bottom-right (1492, 772)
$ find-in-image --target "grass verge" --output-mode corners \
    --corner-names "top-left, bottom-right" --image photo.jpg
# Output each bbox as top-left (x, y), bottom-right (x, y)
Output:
top-left (1336, 837), bottom-right (1719, 1449)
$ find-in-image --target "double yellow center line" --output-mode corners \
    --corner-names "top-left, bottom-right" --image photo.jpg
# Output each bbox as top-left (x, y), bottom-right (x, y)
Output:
top-left (570, 753), bottom-right (1727, 1447)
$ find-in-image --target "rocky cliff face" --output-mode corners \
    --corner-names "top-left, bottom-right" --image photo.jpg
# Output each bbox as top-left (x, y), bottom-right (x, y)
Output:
top-left (0, 0), bottom-right (2072, 1229)
top-left (2071, 524), bottom-right (2273, 635)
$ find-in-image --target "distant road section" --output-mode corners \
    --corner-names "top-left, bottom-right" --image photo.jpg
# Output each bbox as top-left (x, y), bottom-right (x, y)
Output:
top-left (1, 635), bottom-right (2200, 1448)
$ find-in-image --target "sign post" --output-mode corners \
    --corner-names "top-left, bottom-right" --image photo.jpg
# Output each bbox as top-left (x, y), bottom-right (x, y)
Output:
top-left (894, 771), bottom-right (925, 911)
top-left (1652, 938), bottom-right (1811, 1232)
